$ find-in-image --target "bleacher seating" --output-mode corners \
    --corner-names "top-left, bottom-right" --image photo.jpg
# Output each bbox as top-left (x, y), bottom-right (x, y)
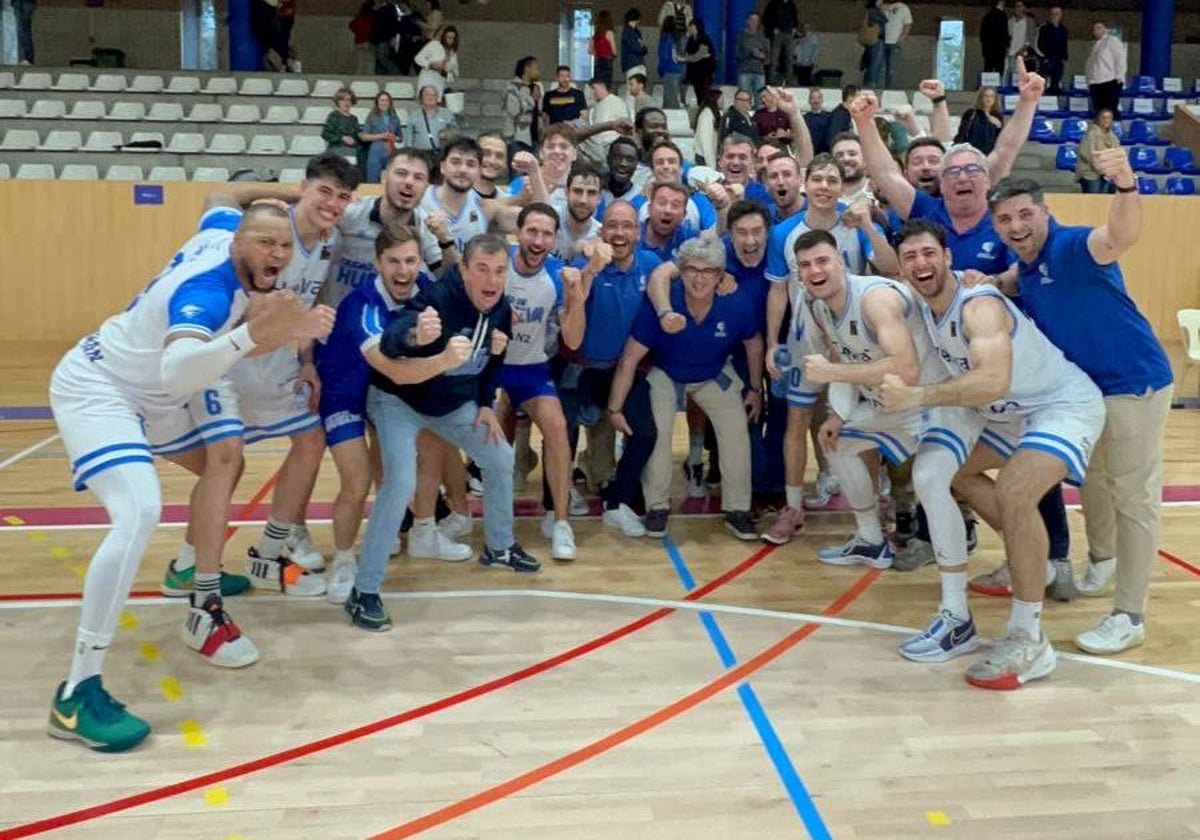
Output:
top-left (1166, 176), bottom-right (1197, 195)
top-left (1124, 120), bottom-right (1169, 146)
top-left (16, 162), bottom-right (54, 178)
top-left (1130, 147), bottom-right (1160, 172)
top-left (28, 100), bottom-right (66, 119)
top-left (1029, 117), bottom-right (1056, 143)
top-left (1058, 118), bottom-right (1087, 143)
top-left (1055, 144), bottom-right (1077, 171)
top-left (1137, 176), bottom-right (1159, 194)
top-left (105, 164), bottom-right (145, 181)
top-left (60, 163), bottom-right (100, 180)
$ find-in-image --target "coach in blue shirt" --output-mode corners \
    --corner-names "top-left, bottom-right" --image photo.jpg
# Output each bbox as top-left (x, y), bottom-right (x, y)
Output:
top-left (988, 157), bottom-right (1173, 658)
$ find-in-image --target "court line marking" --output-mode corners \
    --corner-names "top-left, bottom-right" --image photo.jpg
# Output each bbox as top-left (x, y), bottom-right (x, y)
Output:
top-left (0, 546), bottom-right (778, 840)
top-left (366, 571), bottom-right (883, 839)
top-left (663, 534), bottom-right (831, 840)
top-left (0, 433), bottom-right (60, 471)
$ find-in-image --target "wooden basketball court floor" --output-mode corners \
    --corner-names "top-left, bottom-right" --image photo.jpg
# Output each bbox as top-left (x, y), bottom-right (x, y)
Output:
top-left (3, 344), bottom-right (1200, 840)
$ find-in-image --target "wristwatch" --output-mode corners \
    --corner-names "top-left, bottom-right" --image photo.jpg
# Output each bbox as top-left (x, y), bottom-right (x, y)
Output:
top-left (1115, 183), bottom-right (1138, 194)
top-left (438, 239), bottom-right (455, 250)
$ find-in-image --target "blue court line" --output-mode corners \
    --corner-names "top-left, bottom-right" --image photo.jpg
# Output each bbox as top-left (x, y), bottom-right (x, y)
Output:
top-left (0, 406), bottom-right (53, 421)
top-left (662, 535), bottom-right (832, 840)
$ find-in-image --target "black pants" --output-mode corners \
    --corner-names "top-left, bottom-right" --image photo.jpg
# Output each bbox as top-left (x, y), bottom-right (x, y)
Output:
top-left (1089, 80), bottom-right (1122, 119)
top-left (1042, 58), bottom-right (1064, 94)
top-left (982, 47), bottom-right (1005, 74)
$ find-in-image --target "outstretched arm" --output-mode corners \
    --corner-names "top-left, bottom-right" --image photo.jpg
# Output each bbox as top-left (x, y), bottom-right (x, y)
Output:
top-left (1087, 147), bottom-right (1141, 265)
top-left (848, 91), bottom-right (917, 219)
top-left (987, 56), bottom-right (1046, 180)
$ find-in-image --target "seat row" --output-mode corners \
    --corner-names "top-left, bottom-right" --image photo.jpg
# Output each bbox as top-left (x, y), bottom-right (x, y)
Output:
top-left (0, 71), bottom-right (416, 101)
top-left (0, 98), bottom-right (398, 126)
top-left (1030, 117), bottom-right (1173, 146)
top-left (0, 162), bottom-right (309, 182)
top-left (1054, 144), bottom-right (1200, 177)
top-left (0, 128), bottom-right (326, 156)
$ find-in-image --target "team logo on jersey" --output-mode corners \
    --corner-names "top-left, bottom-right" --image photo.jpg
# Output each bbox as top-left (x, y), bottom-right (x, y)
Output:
top-left (320, 246), bottom-right (332, 260)
top-left (982, 242), bottom-right (995, 253)
top-left (848, 319), bottom-right (859, 336)
top-left (950, 320), bottom-right (958, 338)
top-left (180, 304), bottom-right (204, 319)
top-left (714, 320), bottom-right (727, 338)
top-left (1038, 263), bottom-right (1055, 285)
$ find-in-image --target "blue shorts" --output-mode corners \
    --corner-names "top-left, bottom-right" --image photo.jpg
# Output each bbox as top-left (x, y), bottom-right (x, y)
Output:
top-left (320, 390), bottom-right (367, 448)
top-left (500, 362), bottom-right (558, 410)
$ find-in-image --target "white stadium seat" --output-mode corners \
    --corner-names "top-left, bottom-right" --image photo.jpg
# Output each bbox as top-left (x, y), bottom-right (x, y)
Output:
top-left (40, 130), bottom-right (83, 151)
top-left (223, 104), bottom-right (262, 123)
top-left (51, 73), bottom-right (89, 91)
top-left (65, 100), bottom-right (106, 120)
top-left (300, 106), bottom-right (328, 125)
top-left (105, 165), bottom-right (145, 181)
top-left (248, 134), bottom-right (287, 155)
top-left (148, 166), bottom-right (187, 182)
top-left (59, 164), bottom-right (100, 181)
top-left (27, 99), bottom-right (66, 119)
top-left (0, 72), bottom-right (14, 90)
top-left (664, 109), bottom-right (690, 136)
top-left (288, 134), bottom-right (326, 156)
top-left (239, 77), bottom-right (274, 96)
top-left (311, 79), bottom-right (344, 99)
top-left (16, 163), bottom-right (55, 179)
top-left (15, 72), bottom-right (53, 90)
top-left (911, 90), bottom-right (934, 115)
top-left (90, 74), bottom-right (127, 92)
top-left (202, 77), bottom-right (238, 95)
top-left (263, 105), bottom-right (300, 124)
top-left (880, 90), bottom-right (909, 111)
top-left (350, 80), bottom-right (379, 99)
top-left (351, 106), bottom-right (370, 123)
top-left (384, 81), bottom-right (415, 100)
top-left (278, 168), bottom-right (305, 184)
top-left (165, 76), bottom-right (202, 94)
top-left (82, 130), bottom-right (124, 151)
top-left (127, 131), bottom-right (166, 149)
top-left (673, 136), bottom-right (695, 162)
top-left (274, 78), bottom-right (310, 97)
top-left (146, 102), bottom-right (185, 122)
top-left (0, 163), bottom-right (9, 178)
top-left (166, 132), bottom-right (206, 153)
top-left (128, 75), bottom-right (164, 93)
top-left (206, 133), bottom-right (248, 154)
top-left (106, 101), bottom-right (147, 121)
top-left (183, 103), bottom-right (224, 122)
top-left (191, 167), bottom-right (230, 182)
top-left (0, 99), bottom-right (25, 118)
top-left (0, 129), bottom-right (39, 150)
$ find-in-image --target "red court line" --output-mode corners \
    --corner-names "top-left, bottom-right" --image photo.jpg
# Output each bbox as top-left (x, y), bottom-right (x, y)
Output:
top-left (370, 569), bottom-right (884, 839)
top-left (0, 545), bottom-right (778, 840)
top-left (1159, 548), bottom-right (1200, 577)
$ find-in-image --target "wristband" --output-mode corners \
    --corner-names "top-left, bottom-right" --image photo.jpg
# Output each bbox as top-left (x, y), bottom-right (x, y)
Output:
top-left (657, 309), bottom-right (674, 320)
top-left (931, 95), bottom-right (946, 105)
top-left (1115, 183), bottom-right (1137, 194)
top-left (438, 239), bottom-right (455, 250)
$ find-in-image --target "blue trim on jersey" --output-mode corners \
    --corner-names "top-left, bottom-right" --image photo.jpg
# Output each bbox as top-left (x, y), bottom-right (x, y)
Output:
top-left (921, 433), bottom-right (968, 466)
top-left (1021, 430), bottom-right (1087, 481)
top-left (1019, 441), bottom-right (1085, 486)
top-left (167, 264), bottom-right (242, 335)
top-left (72, 442), bottom-right (152, 472)
top-left (979, 427), bottom-right (1015, 458)
top-left (839, 428), bottom-right (908, 465)
top-left (787, 390), bottom-right (820, 409)
top-left (198, 207), bottom-right (243, 234)
top-left (243, 413), bottom-right (321, 445)
top-left (74, 454), bottom-right (156, 491)
top-left (924, 425), bottom-right (969, 464)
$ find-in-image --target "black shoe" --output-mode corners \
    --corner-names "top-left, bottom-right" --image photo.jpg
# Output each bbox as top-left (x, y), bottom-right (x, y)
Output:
top-left (965, 518), bottom-right (978, 555)
top-left (344, 588), bottom-right (392, 631)
top-left (724, 510), bottom-right (758, 541)
top-left (704, 462), bottom-right (722, 489)
top-left (480, 543), bottom-right (541, 573)
top-left (400, 507), bottom-right (414, 534)
top-left (643, 509), bottom-right (669, 538)
top-left (434, 491), bottom-right (451, 521)
top-left (895, 507), bottom-right (918, 545)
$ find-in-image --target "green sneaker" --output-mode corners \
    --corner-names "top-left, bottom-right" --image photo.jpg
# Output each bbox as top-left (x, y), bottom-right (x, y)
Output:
top-left (48, 676), bottom-right (151, 752)
top-left (160, 559), bottom-right (251, 597)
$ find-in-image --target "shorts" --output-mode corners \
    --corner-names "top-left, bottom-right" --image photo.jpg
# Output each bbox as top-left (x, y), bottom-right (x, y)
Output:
top-left (320, 390), bottom-right (367, 448)
top-left (191, 346), bottom-right (321, 446)
top-left (499, 362), bottom-right (558, 410)
top-left (784, 297), bottom-right (823, 410)
top-left (977, 397), bottom-right (1105, 486)
top-left (49, 344), bottom-right (195, 491)
top-left (838, 400), bottom-right (981, 467)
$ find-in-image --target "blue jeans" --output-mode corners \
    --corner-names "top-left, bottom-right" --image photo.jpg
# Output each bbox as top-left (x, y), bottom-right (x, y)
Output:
top-left (738, 72), bottom-right (765, 105)
top-left (883, 43), bottom-right (901, 88)
top-left (1080, 177), bottom-right (1115, 194)
top-left (355, 390), bottom-right (515, 594)
top-left (14, 0), bottom-right (35, 63)
top-left (863, 43), bottom-right (884, 88)
top-left (659, 73), bottom-right (682, 109)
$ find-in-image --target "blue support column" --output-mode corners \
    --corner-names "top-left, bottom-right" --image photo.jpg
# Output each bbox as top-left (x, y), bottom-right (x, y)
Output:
top-left (1140, 0), bottom-right (1173, 80)
top-left (693, 0), bottom-right (725, 84)
top-left (725, 0), bottom-right (756, 84)
top-left (227, 0), bottom-right (260, 72)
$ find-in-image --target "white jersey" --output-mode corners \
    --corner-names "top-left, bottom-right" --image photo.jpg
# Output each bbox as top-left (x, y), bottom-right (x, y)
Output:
top-left (419, 186), bottom-right (489, 251)
top-left (554, 216), bottom-right (602, 261)
top-left (274, 208), bottom-right (339, 307)
top-left (807, 274), bottom-right (943, 408)
top-left (505, 249), bottom-right (564, 366)
top-left (765, 209), bottom-right (877, 310)
top-left (328, 197), bottom-right (442, 308)
top-left (921, 279), bottom-right (1100, 419)
top-left (88, 207), bottom-right (249, 410)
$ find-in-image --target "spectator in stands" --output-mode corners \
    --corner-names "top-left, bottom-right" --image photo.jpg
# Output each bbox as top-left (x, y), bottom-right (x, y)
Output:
top-left (791, 23), bottom-right (820, 86)
top-left (323, 88), bottom-right (362, 156)
top-left (683, 18), bottom-right (717, 109)
top-left (371, 0), bottom-right (421, 74)
top-left (578, 77), bottom-right (631, 165)
top-left (349, 1), bottom-right (376, 75)
top-left (754, 87), bottom-right (793, 147)
top-left (415, 25), bottom-right (459, 100)
top-left (658, 0), bottom-right (692, 49)
top-left (361, 93), bottom-right (405, 182)
top-left (591, 11), bottom-right (617, 85)
top-left (737, 13), bottom-right (770, 107)
top-left (13, 0), bottom-right (35, 65)
top-left (720, 89), bottom-right (760, 147)
top-left (633, 107), bottom-right (671, 165)
top-left (543, 66), bottom-right (589, 129)
top-left (1076, 108), bottom-right (1120, 194)
top-left (763, 0), bottom-right (799, 85)
top-left (657, 17), bottom-right (685, 109)
top-left (881, 0), bottom-right (912, 89)
top-left (1037, 6), bottom-right (1068, 94)
top-left (252, 0), bottom-right (292, 72)
top-left (804, 88), bottom-right (832, 154)
top-left (827, 85), bottom-right (857, 143)
top-left (695, 89), bottom-right (724, 167)
top-left (1007, 0), bottom-right (1036, 80)
top-left (625, 73), bottom-right (654, 115)
top-left (621, 8), bottom-right (649, 76)
top-left (979, 0), bottom-right (1008, 75)
top-left (503, 56), bottom-right (543, 153)
top-left (409, 85), bottom-right (457, 156)
top-left (861, 0), bottom-right (887, 89)
top-left (954, 86), bottom-right (1003, 155)
top-left (420, 0), bottom-right (444, 41)
top-left (1086, 22), bottom-right (1125, 120)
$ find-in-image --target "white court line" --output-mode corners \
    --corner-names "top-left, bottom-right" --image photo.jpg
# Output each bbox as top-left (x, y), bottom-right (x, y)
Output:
top-left (0, 432), bottom-right (60, 471)
top-left (3, 586), bottom-right (1200, 687)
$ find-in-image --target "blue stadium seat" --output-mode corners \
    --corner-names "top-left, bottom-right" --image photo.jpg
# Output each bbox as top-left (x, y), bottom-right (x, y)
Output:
top-left (1166, 176), bottom-right (1197, 195)
top-left (1130, 75), bottom-right (1158, 96)
top-left (1129, 147), bottom-right (1159, 172)
top-left (1123, 119), bottom-right (1169, 147)
top-left (1137, 176), bottom-right (1159, 194)
top-left (1159, 146), bottom-right (1196, 174)
top-left (1029, 116), bottom-right (1057, 143)
top-left (1058, 118), bottom-right (1087, 143)
top-left (1055, 144), bottom-right (1078, 171)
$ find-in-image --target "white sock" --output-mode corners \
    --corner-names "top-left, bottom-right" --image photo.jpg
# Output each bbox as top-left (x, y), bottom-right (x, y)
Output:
top-left (175, 541), bottom-right (196, 572)
top-left (256, 518), bottom-right (291, 561)
top-left (853, 509), bottom-right (884, 544)
top-left (333, 549), bottom-right (357, 564)
top-left (411, 516), bottom-right (435, 532)
top-left (1008, 598), bottom-right (1043, 639)
top-left (939, 571), bottom-right (969, 620)
top-left (785, 485), bottom-right (804, 510)
top-left (687, 435), bottom-right (704, 466)
top-left (65, 628), bottom-right (110, 699)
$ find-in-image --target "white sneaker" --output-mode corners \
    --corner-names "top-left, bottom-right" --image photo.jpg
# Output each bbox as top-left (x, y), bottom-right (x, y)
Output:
top-left (803, 471), bottom-right (840, 510)
top-left (568, 487), bottom-right (591, 516)
top-left (438, 510), bottom-right (473, 540)
top-left (551, 520), bottom-right (577, 561)
top-left (326, 555), bottom-right (357, 605)
top-left (1075, 613), bottom-right (1145, 655)
top-left (246, 549), bottom-right (327, 596)
top-left (388, 536), bottom-right (402, 557)
top-left (181, 595), bottom-right (259, 668)
top-left (285, 526), bottom-right (326, 572)
top-left (1078, 557), bottom-right (1117, 597)
top-left (602, 503), bottom-right (646, 537)
top-left (407, 521), bottom-right (471, 562)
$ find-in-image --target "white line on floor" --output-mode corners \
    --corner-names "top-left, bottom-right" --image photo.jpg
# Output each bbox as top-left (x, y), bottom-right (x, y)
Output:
top-left (0, 432), bottom-right (59, 471)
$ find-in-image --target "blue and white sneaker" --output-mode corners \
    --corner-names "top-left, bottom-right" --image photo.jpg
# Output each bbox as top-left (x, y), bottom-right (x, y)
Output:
top-left (479, 543), bottom-right (541, 573)
top-left (898, 609), bottom-right (982, 662)
top-left (817, 535), bottom-right (894, 569)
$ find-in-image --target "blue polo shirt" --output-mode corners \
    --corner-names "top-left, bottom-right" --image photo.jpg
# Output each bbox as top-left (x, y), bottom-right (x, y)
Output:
top-left (573, 249), bottom-right (662, 367)
top-left (909, 190), bottom-right (1015, 275)
top-left (631, 281), bottom-right (760, 384)
top-left (723, 237), bottom-right (771, 385)
top-left (638, 219), bottom-right (701, 263)
top-left (1016, 219), bottom-right (1172, 397)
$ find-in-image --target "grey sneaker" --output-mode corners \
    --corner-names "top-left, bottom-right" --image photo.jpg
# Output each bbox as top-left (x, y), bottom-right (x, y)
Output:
top-left (643, 509), bottom-right (670, 538)
top-left (1078, 556), bottom-right (1117, 597)
top-left (892, 538), bottom-right (936, 572)
top-left (1046, 558), bottom-right (1078, 603)
top-left (965, 628), bottom-right (1056, 690)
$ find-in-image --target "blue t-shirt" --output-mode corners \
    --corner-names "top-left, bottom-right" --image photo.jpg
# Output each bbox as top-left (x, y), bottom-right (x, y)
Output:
top-left (1016, 220), bottom-right (1172, 397)
top-left (638, 218), bottom-right (701, 263)
top-left (632, 281), bottom-right (760, 384)
top-left (574, 250), bottom-right (662, 366)
top-left (909, 190), bottom-right (1015, 275)
top-left (723, 237), bottom-right (771, 385)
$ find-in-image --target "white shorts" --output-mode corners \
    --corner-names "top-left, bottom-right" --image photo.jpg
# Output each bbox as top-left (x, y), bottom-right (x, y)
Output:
top-left (838, 401), bottom-right (981, 468)
top-left (190, 346), bottom-right (321, 446)
top-left (977, 396), bottom-right (1105, 486)
top-left (50, 344), bottom-right (194, 491)
top-left (784, 302), bottom-right (824, 410)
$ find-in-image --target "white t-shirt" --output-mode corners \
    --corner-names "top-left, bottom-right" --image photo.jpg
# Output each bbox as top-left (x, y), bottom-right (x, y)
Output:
top-left (883, 2), bottom-right (912, 44)
top-left (580, 94), bottom-right (631, 164)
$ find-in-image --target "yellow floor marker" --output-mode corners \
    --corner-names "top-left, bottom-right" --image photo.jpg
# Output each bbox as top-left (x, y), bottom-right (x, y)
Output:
top-left (160, 677), bottom-right (184, 702)
top-left (70, 564), bottom-right (87, 580)
top-left (118, 611), bottom-right (138, 630)
top-left (50, 546), bottom-right (71, 560)
top-left (203, 787), bottom-right (228, 807)
top-left (925, 811), bottom-right (952, 826)
top-left (179, 719), bottom-right (207, 749)
top-left (139, 643), bottom-right (161, 663)
top-left (3, 515), bottom-right (25, 526)
top-left (28, 531), bottom-right (48, 543)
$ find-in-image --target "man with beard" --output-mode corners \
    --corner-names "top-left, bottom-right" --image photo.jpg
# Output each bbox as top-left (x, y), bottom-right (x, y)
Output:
top-left (601, 136), bottom-right (642, 208)
top-left (830, 132), bottom-right (872, 205)
top-left (640, 181), bottom-right (706, 263)
top-left (633, 106), bottom-right (671, 172)
top-left (763, 151), bottom-right (803, 221)
top-left (634, 140), bottom-right (720, 234)
top-left (555, 164), bottom-right (604, 261)
top-left (881, 219), bottom-right (1104, 688)
top-left (503, 55), bottom-right (543, 152)
top-left (501, 203), bottom-right (587, 560)
top-left (473, 132), bottom-right (511, 200)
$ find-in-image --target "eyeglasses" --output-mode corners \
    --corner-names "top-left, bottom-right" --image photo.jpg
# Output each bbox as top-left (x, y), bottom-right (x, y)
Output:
top-left (942, 163), bottom-right (987, 180)
top-left (679, 265), bottom-right (723, 279)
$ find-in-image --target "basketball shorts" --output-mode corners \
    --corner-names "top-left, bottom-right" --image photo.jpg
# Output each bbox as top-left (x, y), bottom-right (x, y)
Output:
top-left (977, 394), bottom-right (1106, 486)
top-left (319, 389), bottom-right (368, 448)
top-left (784, 300), bottom-right (823, 410)
top-left (190, 346), bottom-right (321, 446)
top-left (499, 362), bottom-right (559, 410)
top-left (837, 400), bottom-right (981, 468)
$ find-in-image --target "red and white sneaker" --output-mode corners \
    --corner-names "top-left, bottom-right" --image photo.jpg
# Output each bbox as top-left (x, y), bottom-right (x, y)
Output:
top-left (246, 548), bottom-right (327, 596)
top-left (964, 628), bottom-right (1056, 690)
top-left (762, 506), bottom-right (804, 545)
top-left (181, 594), bottom-right (259, 668)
